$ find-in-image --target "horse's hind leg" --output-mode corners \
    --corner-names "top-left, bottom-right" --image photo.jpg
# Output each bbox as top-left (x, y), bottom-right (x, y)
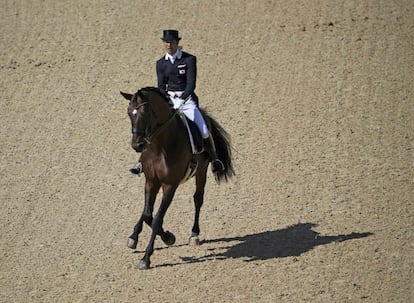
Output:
top-left (189, 164), bottom-right (208, 246)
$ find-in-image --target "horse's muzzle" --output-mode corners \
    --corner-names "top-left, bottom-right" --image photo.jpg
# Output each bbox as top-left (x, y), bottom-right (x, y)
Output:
top-left (131, 142), bottom-right (145, 152)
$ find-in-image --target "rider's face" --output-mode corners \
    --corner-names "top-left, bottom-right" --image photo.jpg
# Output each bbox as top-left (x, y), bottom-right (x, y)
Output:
top-left (163, 40), bottom-right (179, 55)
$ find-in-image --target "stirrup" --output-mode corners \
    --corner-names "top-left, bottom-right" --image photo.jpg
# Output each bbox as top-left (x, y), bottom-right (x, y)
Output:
top-left (211, 159), bottom-right (225, 173)
top-left (129, 161), bottom-right (143, 176)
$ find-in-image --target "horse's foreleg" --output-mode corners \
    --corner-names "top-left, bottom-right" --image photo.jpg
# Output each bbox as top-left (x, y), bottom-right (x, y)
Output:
top-left (138, 185), bottom-right (177, 270)
top-left (189, 167), bottom-right (207, 246)
top-left (127, 217), bottom-right (146, 249)
top-left (127, 184), bottom-right (158, 249)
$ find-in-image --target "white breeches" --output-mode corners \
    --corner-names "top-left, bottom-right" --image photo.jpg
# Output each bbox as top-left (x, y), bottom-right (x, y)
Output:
top-left (168, 92), bottom-right (209, 138)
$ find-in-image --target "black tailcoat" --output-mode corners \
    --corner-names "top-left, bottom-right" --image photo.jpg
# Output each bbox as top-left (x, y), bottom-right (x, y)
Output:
top-left (156, 51), bottom-right (197, 101)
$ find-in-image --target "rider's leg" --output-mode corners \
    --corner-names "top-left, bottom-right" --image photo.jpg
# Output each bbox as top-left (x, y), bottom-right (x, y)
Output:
top-left (203, 133), bottom-right (225, 173)
top-left (182, 101), bottom-right (224, 173)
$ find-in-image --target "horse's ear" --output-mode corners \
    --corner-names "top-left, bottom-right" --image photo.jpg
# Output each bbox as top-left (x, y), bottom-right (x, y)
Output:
top-left (120, 91), bottom-right (133, 101)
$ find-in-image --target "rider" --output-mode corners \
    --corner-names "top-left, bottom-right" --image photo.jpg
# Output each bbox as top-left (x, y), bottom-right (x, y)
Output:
top-left (130, 29), bottom-right (224, 175)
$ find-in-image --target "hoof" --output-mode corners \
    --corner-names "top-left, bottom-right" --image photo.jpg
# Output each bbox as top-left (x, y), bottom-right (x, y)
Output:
top-left (127, 238), bottom-right (137, 249)
top-left (189, 236), bottom-right (201, 246)
top-left (138, 259), bottom-right (150, 270)
top-left (161, 231), bottom-right (176, 246)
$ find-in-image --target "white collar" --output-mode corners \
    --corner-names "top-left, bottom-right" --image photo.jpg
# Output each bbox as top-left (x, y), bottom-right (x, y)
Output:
top-left (165, 48), bottom-right (182, 63)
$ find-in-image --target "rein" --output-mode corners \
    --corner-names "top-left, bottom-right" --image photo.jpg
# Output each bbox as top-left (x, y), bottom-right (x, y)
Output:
top-left (131, 95), bottom-right (177, 145)
top-left (143, 110), bottom-right (177, 144)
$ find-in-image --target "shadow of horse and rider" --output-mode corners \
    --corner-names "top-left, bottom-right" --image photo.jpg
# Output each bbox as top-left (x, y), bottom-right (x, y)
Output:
top-left (150, 223), bottom-right (372, 268)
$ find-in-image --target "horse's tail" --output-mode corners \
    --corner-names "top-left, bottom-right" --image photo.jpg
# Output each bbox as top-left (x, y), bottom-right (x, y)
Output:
top-left (200, 109), bottom-right (235, 183)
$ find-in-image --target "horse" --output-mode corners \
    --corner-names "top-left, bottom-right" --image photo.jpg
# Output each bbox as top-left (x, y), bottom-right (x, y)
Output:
top-left (120, 87), bottom-right (234, 269)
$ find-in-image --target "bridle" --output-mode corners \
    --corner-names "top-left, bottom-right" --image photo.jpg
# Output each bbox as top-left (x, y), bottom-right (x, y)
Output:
top-left (131, 93), bottom-right (177, 145)
top-left (131, 101), bottom-right (148, 136)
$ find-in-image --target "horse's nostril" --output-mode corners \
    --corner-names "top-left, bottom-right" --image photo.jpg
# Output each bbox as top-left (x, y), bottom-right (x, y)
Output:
top-left (132, 142), bottom-right (144, 152)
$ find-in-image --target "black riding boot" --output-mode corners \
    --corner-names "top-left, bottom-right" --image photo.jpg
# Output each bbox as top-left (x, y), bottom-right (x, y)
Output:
top-left (204, 135), bottom-right (225, 173)
top-left (130, 158), bottom-right (143, 176)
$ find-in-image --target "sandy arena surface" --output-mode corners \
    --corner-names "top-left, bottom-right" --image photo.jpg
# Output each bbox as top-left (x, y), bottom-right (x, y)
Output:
top-left (1, 1), bottom-right (413, 302)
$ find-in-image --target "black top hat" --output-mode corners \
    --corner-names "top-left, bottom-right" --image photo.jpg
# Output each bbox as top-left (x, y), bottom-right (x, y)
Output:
top-left (161, 30), bottom-right (181, 42)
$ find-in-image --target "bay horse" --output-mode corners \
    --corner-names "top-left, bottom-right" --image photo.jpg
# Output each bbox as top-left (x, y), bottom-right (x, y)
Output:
top-left (120, 87), bottom-right (234, 269)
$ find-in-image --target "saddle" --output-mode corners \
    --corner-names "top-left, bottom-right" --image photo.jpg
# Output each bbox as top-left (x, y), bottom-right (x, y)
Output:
top-left (176, 110), bottom-right (204, 183)
top-left (176, 111), bottom-right (204, 154)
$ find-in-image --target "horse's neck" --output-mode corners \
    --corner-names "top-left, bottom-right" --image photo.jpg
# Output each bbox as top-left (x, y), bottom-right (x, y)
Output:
top-left (152, 112), bottom-right (187, 156)
top-left (149, 93), bottom-right (171, 121)
top-left (148, 95), bottom-right (179, 143)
